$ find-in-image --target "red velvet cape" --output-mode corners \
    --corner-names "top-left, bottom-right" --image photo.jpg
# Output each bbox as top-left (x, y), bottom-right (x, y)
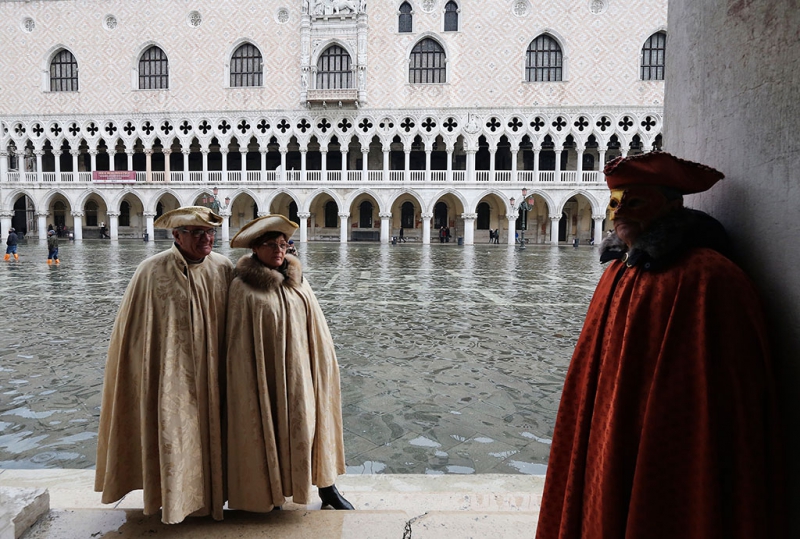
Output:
top-left (536, 248), bottom-right (785, 539)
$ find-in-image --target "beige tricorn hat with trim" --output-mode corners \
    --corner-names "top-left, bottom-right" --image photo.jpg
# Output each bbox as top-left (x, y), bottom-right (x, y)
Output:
top-left (230, 214), bottom-right (298, 248)
top-left (153, 206), bottom-right (223, 229)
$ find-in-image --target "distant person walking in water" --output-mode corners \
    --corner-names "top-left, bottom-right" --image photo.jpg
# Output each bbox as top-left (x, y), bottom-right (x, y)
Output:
top-left (5, 228), bottom-right (18, 261)
top-left (46, 229), bottom-right (59, 265)
top-left (399, 227), bottom-right (406, 243)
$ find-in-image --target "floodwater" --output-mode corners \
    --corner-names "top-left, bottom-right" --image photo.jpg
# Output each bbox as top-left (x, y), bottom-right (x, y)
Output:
top-left (0, 238), bottom-right (605, 475)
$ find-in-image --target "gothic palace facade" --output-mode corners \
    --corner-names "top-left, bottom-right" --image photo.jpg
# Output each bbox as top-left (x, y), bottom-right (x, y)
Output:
top-left (0, 0), bottom-right (667, 244)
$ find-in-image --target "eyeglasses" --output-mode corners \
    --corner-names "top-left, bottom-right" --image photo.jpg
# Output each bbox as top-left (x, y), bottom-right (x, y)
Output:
top-left (261, 241), bottom-right (289, 251)
top-left (179, 228), bottom-right (216, 238)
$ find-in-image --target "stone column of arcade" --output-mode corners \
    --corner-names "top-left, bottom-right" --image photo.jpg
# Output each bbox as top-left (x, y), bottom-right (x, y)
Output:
top-left (421, 212), bottom-right (432, 245)
top-left (379, 211), bottom-right (391, 243)
top-left (338, 212), bottom-right (349, 243)
top-left (144, 212), bottom-right (156, 242)
top-left (71, 211), bottom-right (83, 240)
top-left (220, 210), bottom-right (231, 242)
top-left (35, 150), bottom-right (44, 182)
top-left (550, 216), bottom-right (561, 245)
top-left (298, 212), bottom-right (311, 242)
top-left (0, 150), bottom-right (9, 179)
top-left (0, 211), bottom-right (13, 238)
top-left (37, 211), bottom-right (48, 240)
top-left (593, 215), bottom-right (604, 245)
top-left (506, 214), bottom-right (517, 245)
top-left (462, 213), bottom-right (476, 245)
top-left (108, 211), bottom-right (119, 240)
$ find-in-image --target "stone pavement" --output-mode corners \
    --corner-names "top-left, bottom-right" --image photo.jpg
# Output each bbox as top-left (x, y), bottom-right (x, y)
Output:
top-left (0, 469), bottom-right (544, 538)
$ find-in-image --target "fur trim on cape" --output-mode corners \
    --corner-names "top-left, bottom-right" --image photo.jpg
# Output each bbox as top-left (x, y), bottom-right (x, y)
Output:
top-left (600, 208), bottom-right (731, 270)
top-left (234, 253), bottom-right (303, 290)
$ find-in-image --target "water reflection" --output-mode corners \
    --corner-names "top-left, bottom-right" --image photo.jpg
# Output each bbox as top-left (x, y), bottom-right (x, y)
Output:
top-left (0, 239), bottom-right (604, 474)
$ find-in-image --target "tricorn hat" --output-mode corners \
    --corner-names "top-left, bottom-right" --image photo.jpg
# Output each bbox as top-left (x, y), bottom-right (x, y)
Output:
top-left (230, 214), bottom-right (298, 248)
top-left (154, 206), bottom-right (223, 229)
top-left (603, 151), bottom-right (724, 195)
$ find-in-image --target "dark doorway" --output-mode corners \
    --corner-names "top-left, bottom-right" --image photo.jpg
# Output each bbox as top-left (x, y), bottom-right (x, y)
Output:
top-left (558, 212), bottom-right (568, 242)
top-left (434, 202), bottom-right (448, 229)
top-left (359, 201), bottom-right (373, 228)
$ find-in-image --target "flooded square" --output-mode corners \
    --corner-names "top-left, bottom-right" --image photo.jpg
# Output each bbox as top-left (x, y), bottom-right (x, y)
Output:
top-left (0, 239), bottom-right (604, 475)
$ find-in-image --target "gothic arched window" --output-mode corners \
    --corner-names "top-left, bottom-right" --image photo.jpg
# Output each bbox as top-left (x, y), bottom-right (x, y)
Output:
top-left (50, 49), bottom-right (78, 92)
top-left (317, 45), bottom-right (352, 89)
top-left (641, 32), bottom-right (666, 80)
top-left (399, 2), bottom-right (412, 33)
top-left (409, 38), bottom-right (446, 84)
top-left (444, 1), bottom-right (459, 32)
top-left (139, 46), bottom-right (169, 90)
top-left (231, 43), bottom-right (263, 87)
top-left (526, 35), bottom-right (563, 82)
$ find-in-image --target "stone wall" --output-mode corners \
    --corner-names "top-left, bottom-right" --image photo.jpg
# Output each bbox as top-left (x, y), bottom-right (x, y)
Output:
top-left (663, 0), bottom-right (800, 530)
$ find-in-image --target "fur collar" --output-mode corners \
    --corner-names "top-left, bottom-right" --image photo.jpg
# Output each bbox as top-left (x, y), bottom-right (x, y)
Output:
top-left (234, 253), bottom-right (303, 290)
top-left (599, 208), bottom-right (731, 271)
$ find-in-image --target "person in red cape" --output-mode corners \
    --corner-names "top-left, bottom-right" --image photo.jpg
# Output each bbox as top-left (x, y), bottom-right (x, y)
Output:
top-left (536, 151), bottom-right (785, 539)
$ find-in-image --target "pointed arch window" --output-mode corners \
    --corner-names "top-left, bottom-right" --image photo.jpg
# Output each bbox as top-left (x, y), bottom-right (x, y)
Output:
top-left (409, 38), bottom-right (446, 84)
top-left (399, 2), bottom-right (412, 33)
top-left (231, 43), bottom-right (263, 87)
top-left (526, 35), bottom-right (563, 82)
top-left (641, 32), bottom-right (666, 80)
top-left (50, 49), bottom-right (78, 92)
top-left (139, 46), bottom-right (169, 89)
top-left (444, 1), bottom-right (459, 32)
top-left (317, 45), bottom-right (352, 89)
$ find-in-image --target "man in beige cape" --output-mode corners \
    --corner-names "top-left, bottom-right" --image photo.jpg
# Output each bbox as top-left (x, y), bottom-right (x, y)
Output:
top-left (95, 206), bottom-right (234, 524)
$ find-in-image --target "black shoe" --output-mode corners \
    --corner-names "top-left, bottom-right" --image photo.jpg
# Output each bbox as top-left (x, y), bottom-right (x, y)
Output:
top-left (318, 485), bottom-right (354, 510)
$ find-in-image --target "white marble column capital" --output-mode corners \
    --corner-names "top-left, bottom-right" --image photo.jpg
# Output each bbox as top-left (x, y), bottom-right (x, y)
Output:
top-left (70, 211), bottom-right (85, 218)
top-left (461, 213), bottom-right (477, 221)
top-left (378, 212), bottom-right (392, 219)
top-left (297, 212), bottom-right (311, 219)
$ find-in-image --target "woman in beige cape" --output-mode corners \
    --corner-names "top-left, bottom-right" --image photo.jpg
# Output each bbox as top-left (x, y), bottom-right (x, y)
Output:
top-left (226, 214), bottom-right (353, 511)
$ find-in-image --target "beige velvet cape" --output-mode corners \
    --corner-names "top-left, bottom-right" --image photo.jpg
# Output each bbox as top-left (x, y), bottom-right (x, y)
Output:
top-left (95, 244), bottom-right (234, 524)
top-left (226, 254), bottom-right (346, 511)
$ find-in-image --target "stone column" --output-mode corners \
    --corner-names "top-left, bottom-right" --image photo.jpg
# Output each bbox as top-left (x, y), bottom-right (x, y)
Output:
top-left (382, 148), bottom-right (390, 181)
top-left (466, 149), bottom-right (476, 182)
top-left (180, 150), bottom-right (189, 181)
top-left (220, 211), bottom-right (231, 242)
top-left (598, 149), bottom-right (606, 170)
top-left (361, 149), bottom-right (369, 177)
top-left (202, 149), bottom-right (209, 182)
top-left (550, 216), bottom-right (561, 245)
top-left (37, 211), bottom-right (48, 239)
top-left (446, 148), bottom-right (453, 182)
top-left (164, 150), bottom-right (171, 182)
top-left (241, 149), bottom-right (249, 181)
top-left (507, 214), bottom-right (517, 245)
top-left (462, 213), bottom-right (476, 245)
top-left (35, 150), bottom-right (44, 182)
top-left (576, 147), bottom-right (584, 179)
top-left (341, 148), bottom-right (348, 178)
top-left (71, 151), bottom-right (80, 178)
top-left (71, 211), bottom-right (84, 240)
top-left (554, 145), bottom-right (563, 181)
top-left (0, 151), bottom-right (9, 181)
top-left (593, 215), bottom-right (605, 245)
top-left (421, 212), bottom-right (433, 245)
top-left (144, 211), bottom-right (156, 242)
top-left (220, 149), bottom-right (228, 182)
top-left (0, 211), bottom-right (13, 238)
top-left (108, 211), bottom-right (120, 240)
top-left (321, 150), bottom-right (328, 174)
top-left (425, 150), bottom-right (432, 182)
top-left (489, 147), bottom-right (496, 181)
top-left (338, 212), bottom-right (349, 244)
top-left (109, 150), bottom-right (116, 172)
top-left (379, 211), bottom-right (391, 244)
top-left (145, 149), bottom-right (152, 183)
top-left (88, 149), bottom-right (96, 175)
top-left (298, 211), bottom-right (311, 242)
top-left (126, 151), bottom-right (133, 172)
top-left (533, 148), bottom-right (540, 180)
top-left (54, 149), bottom-right (61, 177)
top-left (280, 149), bottom-right (288, 182)
top-left (511, 149), bottom-right (519, 182)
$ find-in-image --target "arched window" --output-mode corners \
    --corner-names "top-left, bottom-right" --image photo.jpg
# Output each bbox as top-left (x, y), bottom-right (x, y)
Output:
top-left (641, 32), bottom-right (666, 80)
top-left (119, 201), bottom-right (131, 227)
top-left (409, 38), bottom-right (446, 84)
top-left (399, 2), bottom-right (412, 33)
top-left (526, 35), bottom-right (563, 82)
top-left (139, 46), bottom-right (169, 90)
top-left (401, 201), bottom-right (415, 229)
top-left (325, 201), bottom-right (338, 228)
top-left (317, 45), bottom-right (352, 89)
top-left (231, 43), bottom-right (263, 87)
top-left (444, 1), bottom-right (459, 32)
top-left (50, 49), bottom-right (78, 92)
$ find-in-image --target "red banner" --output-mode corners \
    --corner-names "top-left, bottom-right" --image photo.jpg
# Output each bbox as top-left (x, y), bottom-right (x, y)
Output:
top-left (92, 170), bottom-right (136, 182)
